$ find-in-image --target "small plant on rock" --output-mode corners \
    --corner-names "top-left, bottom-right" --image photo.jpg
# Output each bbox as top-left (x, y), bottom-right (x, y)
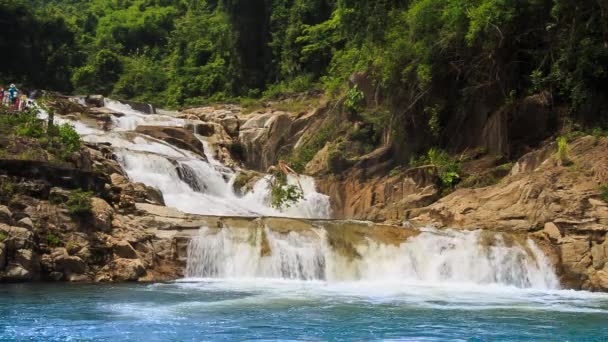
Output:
top-left (0, 231), bottom-right (7, 242)
top-left (600, 184), bottom-right (608, 203)
top-left (66, 190), bottom-right (93, 217)
top-left (46, 233), bottom-right (61, 247)
top-left (344, 85), bottom-right (364, 113)
top-left (556, 136), bottom-right (571, 165)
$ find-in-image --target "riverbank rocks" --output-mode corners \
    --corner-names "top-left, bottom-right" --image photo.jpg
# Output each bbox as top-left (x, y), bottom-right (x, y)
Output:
top-left (97, 258), bottom-right (146, 282)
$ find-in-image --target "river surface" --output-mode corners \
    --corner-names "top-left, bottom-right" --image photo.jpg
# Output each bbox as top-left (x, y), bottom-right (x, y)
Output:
top-left (1, 281), bottom-right (607, 341)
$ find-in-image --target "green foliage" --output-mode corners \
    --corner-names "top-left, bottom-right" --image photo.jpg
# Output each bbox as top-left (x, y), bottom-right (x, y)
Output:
top-left (344, 85), bottom-right (365, 112)
top-left (269, 173), bottom-right (303, 210)
top-left (556, 136), bottom-right (571, 165)
top-left (411, 148), bottom-right (462, 188)
top-left (601, 184), bottom-right (608, 203)
top-left (0, 231), bottom-right (7, 242)
top-left (0, 178), bottom-right (15, 202)
top-left (46, 233), bottom-right (61, 247)
top-left (66, 190), bottom-right (93, 217)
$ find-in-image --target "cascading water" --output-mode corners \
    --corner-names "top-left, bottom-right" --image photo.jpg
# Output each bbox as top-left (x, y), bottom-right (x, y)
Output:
top-left (42, 99), bottom-right (560, 290)
top-left (43, 99), bottom-right (331, 218)
top-left (186, 227), bottom-right (560, 289)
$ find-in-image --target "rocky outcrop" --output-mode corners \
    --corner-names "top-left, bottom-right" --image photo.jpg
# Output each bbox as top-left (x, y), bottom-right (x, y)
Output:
top-left (318, 162), bottom-right (440, 223)
top-left (135, 126), bottom-right (207, 157)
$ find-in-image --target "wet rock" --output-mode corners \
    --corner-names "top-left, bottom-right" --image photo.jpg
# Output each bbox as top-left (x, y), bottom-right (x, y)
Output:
top-left (49, 271), bottom-right (63, 281)
top-left (113, 241), bottom-right (138, 259)
top-left (85, 95), bottom-right (104, 108)
top-left (67, 273), bottom-right (91, 282)
top-left (135, 126), bottom-right (207, 158)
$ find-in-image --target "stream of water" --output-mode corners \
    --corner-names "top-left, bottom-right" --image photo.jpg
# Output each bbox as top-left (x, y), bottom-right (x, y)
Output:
top-left (12, 99), bottom-right (606, 341)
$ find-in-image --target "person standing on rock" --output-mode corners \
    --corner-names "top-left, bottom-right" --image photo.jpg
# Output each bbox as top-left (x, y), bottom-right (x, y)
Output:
top-left (8, 84), bottom-right (19, 111)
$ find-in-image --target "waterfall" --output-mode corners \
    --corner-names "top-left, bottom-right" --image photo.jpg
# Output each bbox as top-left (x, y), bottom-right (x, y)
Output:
top-left (186, 227), bottom-right (560, 289)
top-left (46, 98), bottom-right (331, 218)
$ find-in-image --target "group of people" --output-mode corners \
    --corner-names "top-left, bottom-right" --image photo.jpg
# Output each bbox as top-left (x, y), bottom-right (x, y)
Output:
top-left (0, 84), bottom-right (28, 111)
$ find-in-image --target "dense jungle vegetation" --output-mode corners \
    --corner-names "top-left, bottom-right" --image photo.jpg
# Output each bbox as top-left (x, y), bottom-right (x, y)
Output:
top-left (1, 0), bottom-right (607, 164)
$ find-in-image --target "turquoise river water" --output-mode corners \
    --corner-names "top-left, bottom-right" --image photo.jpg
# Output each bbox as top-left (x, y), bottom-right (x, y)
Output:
top-left (1, 280), bottom-right (607, 341)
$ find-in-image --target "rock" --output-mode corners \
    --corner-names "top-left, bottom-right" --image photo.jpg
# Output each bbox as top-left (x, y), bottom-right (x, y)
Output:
top-left (15, 249), bottom-right (35, 270)
top-left (232, 170), bottom-right (263, 196)
top-left (239, 112), bottom-right (294, 171)
top-left (135, 126), bottom-right (207, 157)
top-left (17, 217), bottom-right (33, 230)
top-left (54, 253), bottom-right (86, 275)
top-left (113, 240), bottom-right (138, 259)
top-left (4, 265), bottom-right (31, 281)
top-left (91, 197), bottom-right (113, 231)
top-left (591, 239), bottom-right (608, 270)
top-left (100, 258), bottom-right (146, 282)
top-left (543, 222), bottom-right (562, 241)
top-left (0, 224), bottom-right (34, 251)
top-left (86, 95), bottom-right (104, 107)
top-left (0, 205), bottom-right (13, 224)
top-left (49, 271), bottom-right (63, 281)
top-left (590, 270), bottom-right (608, 291)
top-left (0, 242), bottom-right (5, 270)
top-left (67, 273), bottom-right (91, 282)
top-left (559, 237), bottom-right (592, 277)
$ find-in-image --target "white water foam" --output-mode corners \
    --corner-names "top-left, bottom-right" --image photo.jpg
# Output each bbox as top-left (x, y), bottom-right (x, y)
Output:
top-left (186, 227), bottom-right (559, 290)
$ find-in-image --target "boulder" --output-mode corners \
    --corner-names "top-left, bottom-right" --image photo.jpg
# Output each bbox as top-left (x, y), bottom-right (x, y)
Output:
top-left (543, 222), bottom-right (562, 241)
top-left (0, 205), bottom-right (12, 225)
top-left (113, 240), bottom-right (138, 259)
top-left (135, 126), bottom-right (207, 157)
top-left (91, 197), bottom-right (113, 231)
top-left (15, 249), bottom-right (35, 269)
top-left (99, 258), bottom-right (146, 282)
top-left (3, 264), bottom-right (31, 281)
top-left (239, 112), bottom-right (293, 171)
top-left (591, 239), bottom-right (608, 270)
top-left (53, 252), bottom-right (86, 275)
top-left (85, 95), bottom-right (104, 108)
top-left (0, 224), bottom-right (33, 251)
top-left (17, 217), bottom-right (33, 230)
top-left (559, 236), bottom-right (592, 277)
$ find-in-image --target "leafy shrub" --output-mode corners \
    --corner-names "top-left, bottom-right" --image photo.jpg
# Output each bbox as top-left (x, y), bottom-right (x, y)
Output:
top-left (269, 173), bottom-right (304, 210)
top-left (56, 123), bottom-right (81, 155)
top-left (46, 233), bottom-right (61, 247)
top-left (601, 184), bottom-right (608, 203)
top-left (411, 148), bottom-right (462, 188)
top-left (556, 136), bottom-right (571, 165)
top-left (66, 190), bottom-right (93, 217)
top-left (344, 85), bottom-right (365, 113)
top-left (0, 231), bottom-right (7, 242)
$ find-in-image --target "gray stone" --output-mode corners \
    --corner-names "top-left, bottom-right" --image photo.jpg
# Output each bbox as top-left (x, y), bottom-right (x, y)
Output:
top-left (17, 217), bottom-right (33, 230)
top-left (113, 241), bottom-right (138, 259)
top-left (0, 205), bottom-right (12, 224)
